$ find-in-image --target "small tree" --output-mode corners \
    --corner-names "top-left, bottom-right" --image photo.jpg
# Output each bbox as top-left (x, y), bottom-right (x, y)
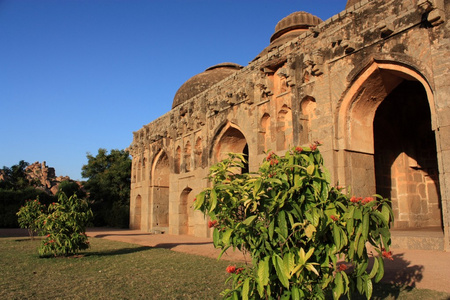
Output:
top-left (38, 193), bottom-right (93, 257)
top-left (16, 199), bottom-right (45, 240)
top-left (195, 144), bottom-right (393, 299)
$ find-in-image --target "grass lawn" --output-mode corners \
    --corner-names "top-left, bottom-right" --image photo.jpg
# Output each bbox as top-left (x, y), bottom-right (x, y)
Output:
top-left (1, 236), bottom-right (449, 300)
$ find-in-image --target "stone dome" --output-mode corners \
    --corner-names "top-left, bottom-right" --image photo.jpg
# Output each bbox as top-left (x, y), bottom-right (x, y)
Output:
top-left (254, 11), bottom-right (322, 61)
top-left (270, 11), bottom-right (323, 43)
top-left (172, 62), bottom-right (243, 109)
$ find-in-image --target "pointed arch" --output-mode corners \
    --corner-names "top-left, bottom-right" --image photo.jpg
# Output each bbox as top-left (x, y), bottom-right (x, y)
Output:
top-left (210, 122), bottom-right (249, 172)
top-left (299, 96), bottom-right (316, 145)
top-left (151, 150), bottom-right (170, 231)
top-left (179, 187), bottom-right (193, 235)
top-left (259, 113), bottom-right (271, 154)
top-left (130, 194), bottom-right (142, 230)
top-left (335, 61), bottom-right (441, 230)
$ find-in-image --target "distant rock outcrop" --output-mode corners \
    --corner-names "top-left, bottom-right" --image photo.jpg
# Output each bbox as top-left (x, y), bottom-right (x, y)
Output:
top-left (26, 161), bottom-right (81, 195)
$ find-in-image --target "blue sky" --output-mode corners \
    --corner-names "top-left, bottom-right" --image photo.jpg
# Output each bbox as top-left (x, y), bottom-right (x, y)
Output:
top-left (0, 0), bottom-right (345, 180)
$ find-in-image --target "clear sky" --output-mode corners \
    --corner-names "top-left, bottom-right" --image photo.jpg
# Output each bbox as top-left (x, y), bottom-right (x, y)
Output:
top-left (0, 0), bottom-right (346, 180)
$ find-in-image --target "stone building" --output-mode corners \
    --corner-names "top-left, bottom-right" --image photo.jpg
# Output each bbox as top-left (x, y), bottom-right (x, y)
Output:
top-left (128, 0), bottom-right (450, 250)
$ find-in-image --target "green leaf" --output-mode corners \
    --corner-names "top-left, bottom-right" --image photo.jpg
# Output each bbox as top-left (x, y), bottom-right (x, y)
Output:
top-left (333, 224), bottom-right (341, 251)
top-left (194, 191), bottom-right (205, 210)
top-left (278, 211), bottom-right (288, 239)
top-left (333, 272), bottom-right (344, 300)
top-left (258, 257), bottom-right (270, 286)
top-left (210, 188), bottom-right (218, 211)
top-left (368, 255), bottom-right (379, 278)
top-left (374, 256), bottom-right (385, 283)
top-left (269, 220), bottom-right (275, 241)
top-left (242, 278), bottom-right (250, 300)
top-left (365, 277), bottom-right (373, 299)
top-left (291, 286), bottom-right (300, 300)
top-left (305, 263), bottom-right (320, 276)
top-left (222, 228), bottom-right (233, 246)
top-left (306, 164), bottom-right (315, 175)
top-left (305, 224), bottom-right (316, 239)
top-left (243, 215), bottom-right (257, 225)
top-left (362, 213), bottom-right (369, 241)
top-left (213, 228), bottom-right (219, 246)
top-left (273, 254), bottom-right (289, 288)
top-left (284, 252), bottom-right (295, 279)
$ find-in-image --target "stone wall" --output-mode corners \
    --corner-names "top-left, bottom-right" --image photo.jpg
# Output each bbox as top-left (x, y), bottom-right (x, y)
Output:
top-left (129, 0), bottom-right (449, 249)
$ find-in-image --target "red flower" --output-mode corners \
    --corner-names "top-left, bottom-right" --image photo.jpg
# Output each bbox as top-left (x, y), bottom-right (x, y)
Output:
top-left (361, 197), bottom-right (374, 205)
top-left (235, 268), bottom-right (244, 274)
top-left (268, 172), bottom-right (276, 178)
top-left (266, 152), bottom-right (274, 160)
top-left (382, 250), bottom-right (394, 260)
top-left (310, 144), bottom-right (317, 151)
top-left (295, 147), bottom-right (303, 153)
top-left (338, 264), bottom-right (347, 272)
top-left (330, 215), bottom-right (339, 222)
top-left (270, 159), bottom-right (279, 166)
top-left (208, 220), bottom-right (217, 228)
top-left (226, 265), bottom-right (236, 273)
top-left (193, 197), bottom-right (196, 202)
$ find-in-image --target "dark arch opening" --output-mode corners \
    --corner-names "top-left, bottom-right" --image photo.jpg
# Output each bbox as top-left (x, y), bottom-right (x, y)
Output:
top-left (374, 80), bottom-right (442, 229)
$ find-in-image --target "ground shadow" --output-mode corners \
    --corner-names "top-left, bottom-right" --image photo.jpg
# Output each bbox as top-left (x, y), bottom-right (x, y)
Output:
top-left (85, 245), bottom-right (153, 257)
top-left (381, 252), bottom-right (424, 288)
top-left (153, 242), bottom-right (213, 249)
top-left (348, 252), bottom-right (425, 299)
top-left (90, 233), bottom-right (154, 238)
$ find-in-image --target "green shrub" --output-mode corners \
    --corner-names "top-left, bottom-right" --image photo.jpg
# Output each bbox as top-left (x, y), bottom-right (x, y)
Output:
top-left (195, 144), bottom-right (393, 299)
top-left (38, 193), bottom-right (93, 257)
top-left (16, 198), bottom-right (45, 239)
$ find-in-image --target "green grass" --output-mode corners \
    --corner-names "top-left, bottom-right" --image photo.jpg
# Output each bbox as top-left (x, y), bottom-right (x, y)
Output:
top-left (1, 237), bottom-right (449, 300)
top-left (0, 237), bottom-right (233, 299)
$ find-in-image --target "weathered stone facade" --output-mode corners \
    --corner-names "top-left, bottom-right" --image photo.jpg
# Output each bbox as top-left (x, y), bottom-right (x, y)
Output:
top-left (129, 0), bottom-right (450, 249)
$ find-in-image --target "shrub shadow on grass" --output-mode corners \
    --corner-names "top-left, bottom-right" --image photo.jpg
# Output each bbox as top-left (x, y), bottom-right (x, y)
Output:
top-left (85, 246), bottom-right (153, 257)
top-left (153, 242), bottom-right (213, 249)
top-left (381, 252), bottom-right (424, 288)
top-left (90, 233), bottom-right (154, 238)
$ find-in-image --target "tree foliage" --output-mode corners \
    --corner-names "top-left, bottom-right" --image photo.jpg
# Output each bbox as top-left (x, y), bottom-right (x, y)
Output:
top-left (16, 199), bottom-right (45, 240)
top-left (57, 180), bottom-right (86, 199)
top-left (195, 145), bottom-right (393, 299)
top-left (81, 148), bottom-right (131, 227)
top-left (37, 193), bottom-right (93, 257)
top-left (0, 160), bottom-right (30, 190)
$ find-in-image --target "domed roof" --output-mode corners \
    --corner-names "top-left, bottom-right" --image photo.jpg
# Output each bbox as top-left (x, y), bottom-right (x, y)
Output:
top-left (172, 62), bottom-right (243, 109)
top-left (254, 11), bottom-right (322, 61)
top-left (270, 11), bottom-right (322, 43)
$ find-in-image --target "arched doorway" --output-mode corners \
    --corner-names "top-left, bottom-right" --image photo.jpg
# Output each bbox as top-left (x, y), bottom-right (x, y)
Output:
top-left (374, 81), bottom-right (441, 229)
top-left (179, 187), bottom-right (192, 235)
top-left (131, 195), bottom-right (142, 230)
top-left (212, 123), bottom-right (249, 173)
top-left (152, 151), bottom-right (170, 232)
top-left (336, 62), bottom-right (442, 230)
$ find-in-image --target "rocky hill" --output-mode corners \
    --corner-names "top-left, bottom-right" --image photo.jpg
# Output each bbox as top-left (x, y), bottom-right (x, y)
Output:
top-left (25, 161), bottom-right (82, 195)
